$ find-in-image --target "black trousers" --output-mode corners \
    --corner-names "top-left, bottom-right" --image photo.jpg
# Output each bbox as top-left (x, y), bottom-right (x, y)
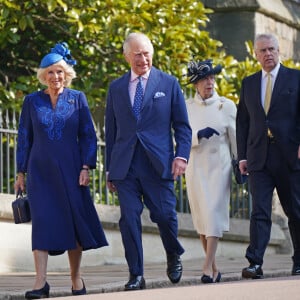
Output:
top-left (246, 141), bottom-right (300, 265)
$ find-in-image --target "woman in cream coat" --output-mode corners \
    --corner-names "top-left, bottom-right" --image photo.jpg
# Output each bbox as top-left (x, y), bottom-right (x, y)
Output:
top-left (185, 60), bottom-right (237, 284)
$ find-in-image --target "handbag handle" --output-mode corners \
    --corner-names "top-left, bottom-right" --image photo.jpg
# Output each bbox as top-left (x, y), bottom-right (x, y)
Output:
top-left (16, 188), bottom-right (24, 198)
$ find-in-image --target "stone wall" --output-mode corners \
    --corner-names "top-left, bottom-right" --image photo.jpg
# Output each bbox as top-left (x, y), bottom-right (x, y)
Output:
top-left (203, 0), bottom-right (300, 61)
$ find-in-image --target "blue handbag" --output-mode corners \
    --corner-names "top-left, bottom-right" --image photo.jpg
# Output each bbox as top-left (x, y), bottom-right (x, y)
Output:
top-left (12, 190), bottom-right (31, 224)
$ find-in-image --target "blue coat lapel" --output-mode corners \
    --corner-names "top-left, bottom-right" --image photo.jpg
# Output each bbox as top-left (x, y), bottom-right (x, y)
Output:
top-left (141, 67), bottom-right (160, 113)
top-left (120, 69), bottom-right (160, 118)
top-left (120, 72), bottom-right (132, 113)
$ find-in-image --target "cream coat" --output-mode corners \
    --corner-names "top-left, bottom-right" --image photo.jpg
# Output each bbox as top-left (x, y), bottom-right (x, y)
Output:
top-left (185, 92), bottom-right (237, 237)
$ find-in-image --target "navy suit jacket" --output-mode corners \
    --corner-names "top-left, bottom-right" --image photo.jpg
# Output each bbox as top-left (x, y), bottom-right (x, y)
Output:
top-left (236, 64), bottom-right (300, 171)
top-left (105, 66), bottom-right (192, 180)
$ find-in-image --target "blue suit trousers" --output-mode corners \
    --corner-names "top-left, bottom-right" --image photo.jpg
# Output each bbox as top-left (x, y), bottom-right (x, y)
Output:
top-left (113, 141), bottom-right (184, 275)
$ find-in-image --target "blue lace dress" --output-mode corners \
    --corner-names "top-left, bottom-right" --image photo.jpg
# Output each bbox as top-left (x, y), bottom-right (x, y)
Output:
top-left (17, 88), bottom-right (108, 255)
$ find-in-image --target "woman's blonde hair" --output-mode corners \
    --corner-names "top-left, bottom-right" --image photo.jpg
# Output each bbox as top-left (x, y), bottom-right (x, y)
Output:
top-left (37, 59), bottom-right (76, 87)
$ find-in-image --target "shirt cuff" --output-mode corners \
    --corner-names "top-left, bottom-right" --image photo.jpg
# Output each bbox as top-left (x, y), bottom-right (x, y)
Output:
top-left (175, 157), bottom-right (187, 163)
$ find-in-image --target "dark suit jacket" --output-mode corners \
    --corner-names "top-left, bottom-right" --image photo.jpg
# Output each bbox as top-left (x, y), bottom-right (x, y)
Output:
top-left (105, 66), bottom-right (192, 180)
top-left (236, 64), bottom-right (300, 171)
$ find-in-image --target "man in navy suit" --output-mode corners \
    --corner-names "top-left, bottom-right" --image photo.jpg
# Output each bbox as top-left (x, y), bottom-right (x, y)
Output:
top-left (105, 32), bottom-right (192, 290)
top-left (237, 33), bottom-right (300, 279)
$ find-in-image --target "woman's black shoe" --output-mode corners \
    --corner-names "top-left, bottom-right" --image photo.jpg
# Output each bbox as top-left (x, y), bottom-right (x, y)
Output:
top-left (25, 282), bottom-right (50, 299)
top-left (201, 274), bottom-right (213, 284)
top-left (72, 278), bottom-right (87, 296)
top-left (214, 272), bottom-right (222, 283)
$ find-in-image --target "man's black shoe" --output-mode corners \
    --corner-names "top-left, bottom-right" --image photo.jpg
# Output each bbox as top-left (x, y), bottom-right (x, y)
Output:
top-left (242, 263), bottom-right (263, 279)
top-left (292, 264), bottom-right (300, 275)
top-left (167, 254), bottom-right (182, 283)
top-left (124, 275), bottom-right (146, 291)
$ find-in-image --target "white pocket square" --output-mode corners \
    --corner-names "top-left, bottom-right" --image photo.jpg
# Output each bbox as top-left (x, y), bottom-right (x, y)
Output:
top-left (154, 91), bottom-right (165, 98)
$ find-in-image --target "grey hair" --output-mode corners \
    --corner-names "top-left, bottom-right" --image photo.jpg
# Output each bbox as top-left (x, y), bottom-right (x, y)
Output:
top-left (254, 33), bottom-right (279, 50)
top-left (123, 32), bottom-right (154, 56)
top-left (37, 59), bottom-right (76, 87)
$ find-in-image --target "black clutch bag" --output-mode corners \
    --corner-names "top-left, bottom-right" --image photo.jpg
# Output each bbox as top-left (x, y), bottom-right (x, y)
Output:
top-left (231, 159), bottom-right (248, 185)
top-left (12, 190), bottom-right (31, 224)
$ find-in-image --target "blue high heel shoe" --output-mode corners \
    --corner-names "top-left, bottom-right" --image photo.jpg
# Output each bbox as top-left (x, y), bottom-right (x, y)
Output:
top-left (25, 282), bottom-right (50, 299)
top-left (72, 278), bottom-right (86, 296)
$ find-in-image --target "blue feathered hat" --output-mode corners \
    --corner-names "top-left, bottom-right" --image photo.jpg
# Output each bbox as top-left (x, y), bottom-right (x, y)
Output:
top-left (40, 42), bottom-right (77, 68)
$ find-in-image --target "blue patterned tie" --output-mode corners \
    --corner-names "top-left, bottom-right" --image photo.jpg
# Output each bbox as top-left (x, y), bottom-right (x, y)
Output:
top-left (133, 76), bottom-right (143, 119)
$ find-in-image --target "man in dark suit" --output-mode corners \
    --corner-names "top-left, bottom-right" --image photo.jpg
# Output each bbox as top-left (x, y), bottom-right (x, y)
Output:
top-left (105, 32), bottom-right (192, 290)
top-left (237, 33), bottom-right (300, 279)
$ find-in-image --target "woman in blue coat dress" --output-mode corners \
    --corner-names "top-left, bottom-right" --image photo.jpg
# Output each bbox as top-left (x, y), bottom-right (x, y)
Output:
top-left (14, 42), bottom-right (108, 299)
